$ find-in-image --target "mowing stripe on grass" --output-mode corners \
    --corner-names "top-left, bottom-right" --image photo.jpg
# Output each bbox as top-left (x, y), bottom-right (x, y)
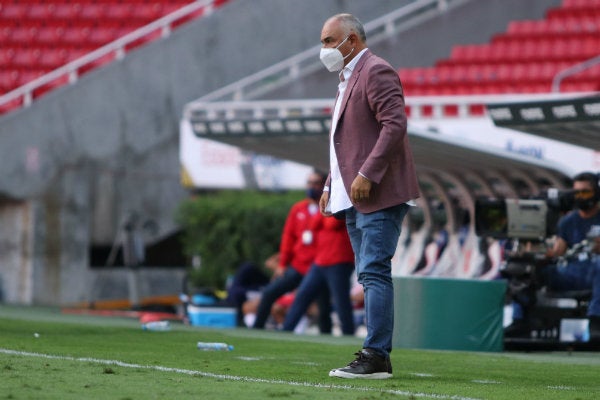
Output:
top-left (0, 348), bottom-right (480, 400)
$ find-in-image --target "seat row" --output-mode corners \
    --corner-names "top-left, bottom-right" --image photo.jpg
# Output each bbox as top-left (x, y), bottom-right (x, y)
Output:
top-left (449, 37), bottom-right (599, 64)
top-left (0, 2), bottom-right (194, 22)
top-left (401, 61), bottom-right (600, 84)
top-left (402, 80), bottom-right (598, 97)
top-left (1, 25), bottom-right (140, 48)
top-left (507, 16), bottom-right (600, 37)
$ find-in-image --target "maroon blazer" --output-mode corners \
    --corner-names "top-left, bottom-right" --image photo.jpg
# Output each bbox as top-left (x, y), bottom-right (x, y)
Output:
top-left (328, 50), bottom-right (420, 213)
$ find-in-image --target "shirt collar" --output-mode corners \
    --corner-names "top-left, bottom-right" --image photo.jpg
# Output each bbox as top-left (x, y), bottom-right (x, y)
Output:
top-left (341, 48), bottom-right (368, 81)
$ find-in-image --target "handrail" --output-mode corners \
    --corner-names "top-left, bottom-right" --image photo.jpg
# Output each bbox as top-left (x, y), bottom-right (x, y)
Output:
top-left (0, 0), bottom-right (223, 111)
top-left (189, 0), bottom-right (471, 105)
top-left (552, 54), bottom-right (600, 93)
top-left (185, 92), bottom-right (580, 121)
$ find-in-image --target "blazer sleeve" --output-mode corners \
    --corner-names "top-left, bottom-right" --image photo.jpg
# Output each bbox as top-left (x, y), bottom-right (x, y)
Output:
top-left (359, 62), bottom-right (408, 184)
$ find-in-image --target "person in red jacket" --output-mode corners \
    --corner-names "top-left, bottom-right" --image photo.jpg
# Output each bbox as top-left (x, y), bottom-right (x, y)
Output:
top-left (252, 170), bottom-right (327, 329)
top-left (282, 212), bottom-right (356, 335)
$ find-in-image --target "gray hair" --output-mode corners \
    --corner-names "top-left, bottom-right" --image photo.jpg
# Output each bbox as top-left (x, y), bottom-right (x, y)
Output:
top-left (334, 13), bottom-right (367, 43)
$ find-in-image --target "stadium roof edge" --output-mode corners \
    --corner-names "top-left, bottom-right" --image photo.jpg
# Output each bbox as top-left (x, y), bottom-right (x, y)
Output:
top-left (488, 94), bottom-right (600, 151)
top-left (182, 98), bottom-right (573, 190)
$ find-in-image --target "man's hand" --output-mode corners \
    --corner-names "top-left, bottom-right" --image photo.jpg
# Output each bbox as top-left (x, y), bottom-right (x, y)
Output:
top-left (319, 191), bottom-right (332, 216)
top-left (351, 174), bottom-right (372, 204)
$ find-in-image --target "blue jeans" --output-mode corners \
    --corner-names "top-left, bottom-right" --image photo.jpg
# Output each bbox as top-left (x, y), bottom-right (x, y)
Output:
top-left (512, 258), bottom-right (600, 319)
top-left (345, 203), bottom-right (409, 358)
top-left (282, 262), bottom-right (355, 335)
top-left (253, 267), bottom-right (303, 329)
top-left (544, 258), bottom-right (600, 317)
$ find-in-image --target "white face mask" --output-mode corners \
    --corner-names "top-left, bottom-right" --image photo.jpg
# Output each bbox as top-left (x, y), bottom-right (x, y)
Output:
top-left (319, 36), bottom-right (353, 72)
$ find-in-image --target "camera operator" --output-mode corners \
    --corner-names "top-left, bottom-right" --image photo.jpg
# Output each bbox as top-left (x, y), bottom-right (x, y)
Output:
top-left (506, 171), bottom-right (600, 342)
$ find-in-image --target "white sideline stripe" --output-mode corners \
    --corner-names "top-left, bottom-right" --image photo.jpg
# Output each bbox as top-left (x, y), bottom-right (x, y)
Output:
top-left (0, 348), bottom-right (481, 400)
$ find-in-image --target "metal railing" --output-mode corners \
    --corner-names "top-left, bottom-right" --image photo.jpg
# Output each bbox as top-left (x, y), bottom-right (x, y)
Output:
top-left (552, 54), bottom-right (600, 93)
top-left (0, 0), bottom-right (224, 112)
top-left (189, 0), bottom-right (470, 106)
top-left (185, 92), bottom-right (580, 122)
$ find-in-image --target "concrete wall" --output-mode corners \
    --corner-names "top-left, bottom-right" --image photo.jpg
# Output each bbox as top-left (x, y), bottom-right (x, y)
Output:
top-left (0, 0), bottom-right (562, 305)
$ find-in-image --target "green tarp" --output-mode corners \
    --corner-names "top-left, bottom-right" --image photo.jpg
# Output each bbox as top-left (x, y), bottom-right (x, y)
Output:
top-left (393, 276), bottom-right (506, 352)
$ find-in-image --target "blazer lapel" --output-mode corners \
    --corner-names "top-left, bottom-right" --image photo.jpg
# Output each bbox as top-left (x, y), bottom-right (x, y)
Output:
top-left (336, 50), bottom-right (372, 129)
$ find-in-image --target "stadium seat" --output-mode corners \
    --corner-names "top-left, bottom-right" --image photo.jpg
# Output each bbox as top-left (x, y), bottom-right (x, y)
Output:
top-left (38, 48), bottom-right (70, 69)
top-left (15, 70), bottom-right (45, 88)
top-left (25, 3), bottom-right (55, 20)
top-left (135, 3), bottom-right (165, 21)
top-left (105, 3), bottom-right (135, 20)
top-left (87, 27), bottom-right (119, 46)
top-left (12, 49), bottom-right (42, 68)
top-left (0, 4), bottom-right (28, 21)
top-left (36, 26), bottom-right (66, 46)
top-left (0, 70), bottom-right (19, 93)
top-left (8, 27), bottom-right (39, 46)
top-left (62, 27), bottom-right (92, 46)
top-left (53, 3), bottom-right (83, 20)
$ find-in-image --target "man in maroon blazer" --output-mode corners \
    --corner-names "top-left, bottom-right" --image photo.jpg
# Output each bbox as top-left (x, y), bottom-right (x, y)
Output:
top-left (318, 13), bottom-right (420, 379)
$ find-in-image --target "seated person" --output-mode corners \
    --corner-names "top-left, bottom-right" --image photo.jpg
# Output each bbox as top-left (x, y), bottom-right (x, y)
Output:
top-left (226, 253), bottom-right (277, 326)
top-left (506, 172), bottom-right (600, 342)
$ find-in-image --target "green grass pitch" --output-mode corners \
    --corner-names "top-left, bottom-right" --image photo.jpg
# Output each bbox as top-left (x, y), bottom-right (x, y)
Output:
top-left (1, 305), bottom-right (599, 400)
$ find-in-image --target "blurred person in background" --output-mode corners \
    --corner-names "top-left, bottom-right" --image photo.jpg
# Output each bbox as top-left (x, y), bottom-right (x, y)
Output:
top-left (282, 211), bottom-right (355, 336)
top-left (252, 170), bottom-right (330, 330)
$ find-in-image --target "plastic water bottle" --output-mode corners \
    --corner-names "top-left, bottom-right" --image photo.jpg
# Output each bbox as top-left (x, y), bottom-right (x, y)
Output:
top-left (142, 321), bottom-right (171, 331)
top-left (197, 342), bottom-right (234, 351)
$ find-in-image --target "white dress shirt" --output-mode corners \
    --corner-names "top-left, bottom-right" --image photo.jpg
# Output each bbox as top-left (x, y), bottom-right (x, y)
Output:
top-left (327, 48), bottom-right (368, 214)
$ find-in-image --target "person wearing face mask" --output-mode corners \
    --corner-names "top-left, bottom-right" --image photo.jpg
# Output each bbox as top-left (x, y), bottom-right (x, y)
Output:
top-left (318, 14), bottom-right (419, 379)
top-left (505, 171), bottom-right (600, 342)
top-left (252, 170), bottom-right (331, 331)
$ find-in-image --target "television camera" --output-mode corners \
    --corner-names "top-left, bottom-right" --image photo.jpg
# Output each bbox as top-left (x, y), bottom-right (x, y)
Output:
top-left (475, 189), bottom-right (598, 350)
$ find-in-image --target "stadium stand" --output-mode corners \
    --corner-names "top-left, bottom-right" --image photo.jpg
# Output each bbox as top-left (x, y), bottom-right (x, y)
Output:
top-left (0, 0), bottom-right (229, 114)
top-left (399, 0), bottom-right (600, 96)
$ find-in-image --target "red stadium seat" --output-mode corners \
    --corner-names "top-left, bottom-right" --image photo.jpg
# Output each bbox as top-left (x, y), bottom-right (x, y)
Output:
top-left (105, 3), bottom-right (135, 20)
top-left (79, 4), bottom-right (107, 21)
top-left (0, 4), bottom-right (28, 21)
top-left (36, 26), bottom-right (66, 46)
top-left (38, 48), bottom-right (70, 69)
top-left (0, 70), bottom-right (19, 93)
top-left (11, 49), bottom-right (42, 68)
top-left (15, 70), bottom-right (46, 87)
top-left (8, 27), bottom-right (39, 46)
top-left (54, 3), bottom-right (83, 20)
top-left (62, 27), bottom-right (92, 46)
top-left (135, 3), bottom-right (165, 21)
top-left (87, 27), bottom-right (119, 46)
top-left (26, 3), bottom-right (55, 20)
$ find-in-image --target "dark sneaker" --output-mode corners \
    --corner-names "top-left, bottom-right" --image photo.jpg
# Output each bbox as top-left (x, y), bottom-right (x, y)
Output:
top-left (329, 348), bottom-right (392, 379)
